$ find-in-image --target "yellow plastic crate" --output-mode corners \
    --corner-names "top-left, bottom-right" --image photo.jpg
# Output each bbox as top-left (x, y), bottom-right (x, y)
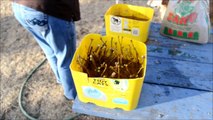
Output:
top-left (70, 34), bottom-right (147, 111)
top-left (105, 4), bottom-right (154, 43)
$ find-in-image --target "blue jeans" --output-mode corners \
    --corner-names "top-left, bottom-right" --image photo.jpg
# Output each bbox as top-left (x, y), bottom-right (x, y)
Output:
top-left (12, 3), bottom-right (77, 100)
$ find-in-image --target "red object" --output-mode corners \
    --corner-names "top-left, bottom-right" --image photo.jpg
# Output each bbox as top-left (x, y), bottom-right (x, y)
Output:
top-left (179, 17), bottom-right (187, 25)
top-left (168, 28), bottom-right (173, 34)
top-left (167, 13), bottom-right (173, 21)
top-left (188, 32), bottom-right (194, 38)
top-left (189, 12), bottom-right (197, 23)
top-left (178, 31), bottom-right (183, 36)
top-left (173, 15), bottom-right (179, 24)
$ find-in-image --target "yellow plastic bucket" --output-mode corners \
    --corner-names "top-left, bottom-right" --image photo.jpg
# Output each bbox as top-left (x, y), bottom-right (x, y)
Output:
top-left (105, 4), bottom-right (154, 43)
top-left (70, 34), bottom-right (147, 111)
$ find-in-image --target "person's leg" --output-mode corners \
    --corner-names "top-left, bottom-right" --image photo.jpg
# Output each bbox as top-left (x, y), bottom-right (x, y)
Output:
top-left (12, 3), bottom-right (61, 83)
top-left (12, 3), bottom-right (76, 99)
top-left (45, 16), bottom-right (77, 100)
